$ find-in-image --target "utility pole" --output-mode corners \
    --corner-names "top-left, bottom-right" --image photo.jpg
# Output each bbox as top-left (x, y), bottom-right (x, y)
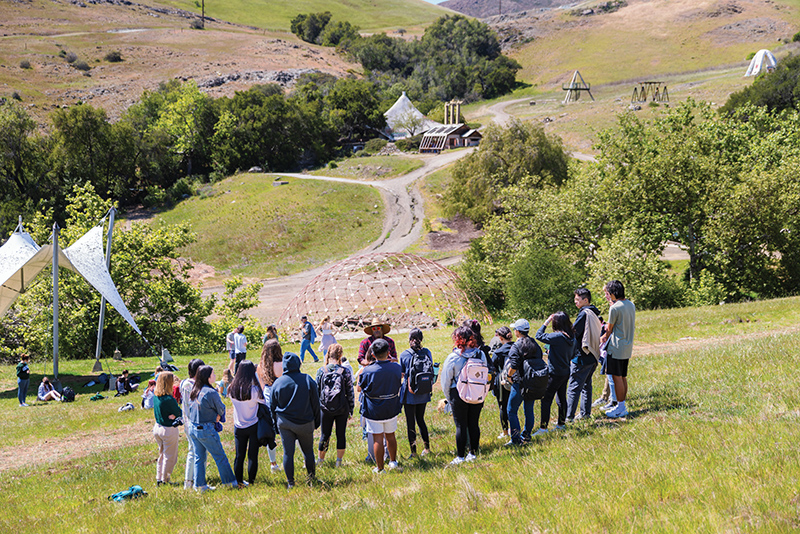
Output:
top-left (201, 0), bottom-right (205, 29)
top-left (52, 223), bottom-right (60, 381)
top-left (93, 207), bottom-right (116, 373)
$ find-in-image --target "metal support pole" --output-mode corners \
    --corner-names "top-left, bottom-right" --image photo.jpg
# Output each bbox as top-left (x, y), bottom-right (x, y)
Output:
top-left (52, 223), bottom-right (59, 379)
top-left (93, 207), bottom-right (116, 371)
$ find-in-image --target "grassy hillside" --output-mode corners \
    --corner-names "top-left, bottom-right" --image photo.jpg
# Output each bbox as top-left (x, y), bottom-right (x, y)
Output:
top-left (151, 173), bottom-right (384, 280)
top-left (508, 0), bottom-right (800, 88)
top-left (2, 296), bottom-right (800, 531)
top-left (155, 0), bottom-right (449, 33)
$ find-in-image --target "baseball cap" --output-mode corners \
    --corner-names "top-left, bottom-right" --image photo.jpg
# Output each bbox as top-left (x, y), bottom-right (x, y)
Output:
top-left (510, 318), bottom-right (530, 332)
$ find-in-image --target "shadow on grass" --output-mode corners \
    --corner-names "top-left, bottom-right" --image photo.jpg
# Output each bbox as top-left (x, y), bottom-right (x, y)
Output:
top-left (0, 371), bottom-right (128, 401)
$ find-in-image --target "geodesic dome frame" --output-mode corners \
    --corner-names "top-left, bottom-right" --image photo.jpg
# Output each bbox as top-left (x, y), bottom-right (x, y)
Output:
top-left (277, 253), bottom-right (490, 331)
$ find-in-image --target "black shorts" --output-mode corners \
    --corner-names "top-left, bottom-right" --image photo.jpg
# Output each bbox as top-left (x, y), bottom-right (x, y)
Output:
top-left (606, 357), bottom-right (629, 377)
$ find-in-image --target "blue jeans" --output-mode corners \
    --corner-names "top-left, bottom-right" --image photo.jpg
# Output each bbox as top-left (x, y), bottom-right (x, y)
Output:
top-left (17, 378), bottom-right (29, 405)
top-left (186, 422), bottom-right (237, 488)
top-left (507, 383), bottom-right (534, 443)
top-left (300, 340), bottom-right (318, 362)
top-left (567, 360), bottom-right (597, 419)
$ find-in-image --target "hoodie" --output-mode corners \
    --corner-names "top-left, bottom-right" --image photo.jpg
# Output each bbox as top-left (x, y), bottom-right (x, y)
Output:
top-left (270, 352), bottom-right (320, 428)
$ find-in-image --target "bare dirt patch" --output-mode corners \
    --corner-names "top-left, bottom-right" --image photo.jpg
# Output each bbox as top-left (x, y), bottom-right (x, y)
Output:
top-left (427, 214), bottom-right (482, 253)
top-left (0, 419), bottom-right (154, 474)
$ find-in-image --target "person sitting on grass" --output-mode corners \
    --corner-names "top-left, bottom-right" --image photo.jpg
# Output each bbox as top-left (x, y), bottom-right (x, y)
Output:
top-left (37, 376), bottom-right (62, 402)
top-left (115, 370), bottom-right (138, 396)
top-left (358, 338), bottom-right (403, 473)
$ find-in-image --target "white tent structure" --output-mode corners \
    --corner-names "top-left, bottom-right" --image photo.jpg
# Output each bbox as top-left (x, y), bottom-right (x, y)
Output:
top-left (0, 217), bottom-right (141, 377)
top-left (384, 91), bottom-right (442, 139)
top-left (745, 49), bottom-right (777, 77)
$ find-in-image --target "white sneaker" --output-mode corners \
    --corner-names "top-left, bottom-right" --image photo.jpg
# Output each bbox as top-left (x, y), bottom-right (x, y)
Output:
top-left (372, 467), bottom-right (384, 474)
top-left (497, 432), bottom-right (507, 439)
top-left (465, 453), bottom-right (477, 462)
top-left (387, 461), bottom-right (399, 470)
top-left (271, 463), bottom-right (281, 472)
top-left (184, 480), bottom-right (193, 490)
top-left (591, 397), bottom-right (607, 408)
top-left (605, 405), bottom-right (629, 418)
top-left (449, 456), bottom-right (465, 466)
top-left (532, 428), bottom-right (548, 437)
top-left (602, 401), bottom-right (618, 412)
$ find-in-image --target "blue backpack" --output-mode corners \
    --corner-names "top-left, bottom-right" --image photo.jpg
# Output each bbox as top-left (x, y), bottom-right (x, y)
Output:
top-left (109, 485), bottom-right (147, 502)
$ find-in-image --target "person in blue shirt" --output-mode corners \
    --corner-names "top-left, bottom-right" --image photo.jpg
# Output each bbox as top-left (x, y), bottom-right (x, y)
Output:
top-left (358, 338), bottom-right (403, 473)
top-left (534, 311), bottom-right (574, 435)
top-left (399, 328), bottom-right (433, 458)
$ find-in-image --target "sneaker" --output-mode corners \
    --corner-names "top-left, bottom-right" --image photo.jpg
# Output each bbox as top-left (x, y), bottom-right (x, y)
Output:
top-left (271, 463), bottom-right (281, 472)
top-left (387, 461), bottom-right (401, 471)
top-left (449, 456), bottom-right (465, 466)
top-left (372, 467), bottom-right (384, 474)
top-left (553, 424), bottom-right (565, 430)
top-left (184, 480), bottom-right (193, 490)
top-left (316, 458), bottom-right (324, 467)
top-left (592, 397), bottom-right (608, 408)
top-left (504, 440), bottom-right (521, 447)
top-left (156, 480), bottom-right (164, 487)
top-left (421, 449), bottom-right (430, 457)
top-left (287, 482), bottom-right (295, 489)
top-left (565, 417), bottom-right (574, 424)
top-left (239, 481), bottom-right (250, 488)
top-left (520, 434), bottom-right (531, 444)
top-left (19, 403), bottom-right (29, 407)
top-left (335, 459), bottom-right (342, 468)
top-left (532, 428), bottom-right (548, 437)
top-left (601, 401), bottom-right (618, 412)
top-left (407, 452), bottom-right (417, 460)
top-left (465, 453), bottom-right (477, 462)
top-left (497, 432), bottom-right (508, 439)
top-left (574, 413), bottom-right (587, 421)
top-left (606, 405), bottom-right (629, 418)
top-left (194, 485), bottom-right (216, 493)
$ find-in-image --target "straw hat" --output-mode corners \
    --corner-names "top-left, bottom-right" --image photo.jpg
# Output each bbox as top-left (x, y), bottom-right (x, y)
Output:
top-left (363, 317), bottom-right (391, 336)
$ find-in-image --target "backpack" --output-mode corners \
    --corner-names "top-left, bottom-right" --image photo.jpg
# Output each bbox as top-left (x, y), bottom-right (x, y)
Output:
top-left (407, 349), bottom-right (434, 395)
top-left (308, 323), bottom-right (317, 344)
top-left (108, 485), bottom-right (147, 502)
top-left (319, 366), bottom-right (347, 415)
top-left (456, 355), bottom-right (490, 404)
top-left (62, 386), bottom-right (75, 402)
top-left (520, 358), bottom-right (549, 401)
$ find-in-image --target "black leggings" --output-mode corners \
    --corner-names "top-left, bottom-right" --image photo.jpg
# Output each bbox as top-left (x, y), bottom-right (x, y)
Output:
top-left (496, 386), bottom-right (510, 433)
top-left (319, 412), bottom-right (348, 452)
top-left (403, 403), bottom-right (429, 454)
top-left (449, 387), bottom-right (483, 457)
top-left (233, 423), bottom-right (259, 484)
top-left (540, 374), bottom-right (569, 428)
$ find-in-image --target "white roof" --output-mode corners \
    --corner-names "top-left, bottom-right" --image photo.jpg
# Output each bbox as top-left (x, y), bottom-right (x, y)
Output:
top-left (384, 92), bottom-right (442, 134)
top-left (745, 49), bottom-right (777, 77)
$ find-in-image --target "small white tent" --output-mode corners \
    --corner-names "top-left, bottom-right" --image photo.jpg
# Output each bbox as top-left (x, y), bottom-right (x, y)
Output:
top-left (384, 92), bottom-right (442, 139)
top-left (745, 49), bottom-right (777, 77)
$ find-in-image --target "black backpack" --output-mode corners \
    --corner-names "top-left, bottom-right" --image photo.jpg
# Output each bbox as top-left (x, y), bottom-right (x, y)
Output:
top-left (407, 349), bottom-right (434, 395)
top-left (62, 386), bottom-right (75, 402)
top-left (319, 366), bottom-right (347, 415)
top-left (520, 358), bottom-right (549, 401)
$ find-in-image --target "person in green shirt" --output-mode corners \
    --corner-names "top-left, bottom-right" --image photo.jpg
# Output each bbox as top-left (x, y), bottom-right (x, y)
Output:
top-left (152, 372), bottom-right (183, 485)
top-left (16, 354), bottom-right (30, 407)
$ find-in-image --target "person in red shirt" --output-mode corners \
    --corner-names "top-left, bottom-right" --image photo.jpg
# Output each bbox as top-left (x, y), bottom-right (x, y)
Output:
top-left (357, 318), bottom-right (397, 366)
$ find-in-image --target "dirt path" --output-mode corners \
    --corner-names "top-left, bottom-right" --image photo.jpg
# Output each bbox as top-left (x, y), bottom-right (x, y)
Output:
top-left (202, 149), bottom-right (475, 323)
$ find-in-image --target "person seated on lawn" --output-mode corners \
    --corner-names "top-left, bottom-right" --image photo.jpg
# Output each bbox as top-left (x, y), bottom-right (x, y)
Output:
top-left (38, 377), bottom-right (62, 402)
top-left (116, 370), bottom-right (138, 396)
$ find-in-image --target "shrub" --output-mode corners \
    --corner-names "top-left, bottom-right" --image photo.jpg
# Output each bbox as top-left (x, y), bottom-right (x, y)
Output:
top-left (19, 60), bottom-right (31, 69)
top-left (396, 135), bottom-right (422, 152)
top-left (104, 50), bottom-right (123, 62)
top-left (363, 138), bottom-right (387, 154)
top-left (190, 18), bottom-right (204, 29)
top-left (793, 31), bottom-right (800, 43)
top-left (65, 51), bottom-right (78, 63)
top-left (58, 49), bottom-right (67, 58)
top-left (745, 51), bottom-right (756, 61)
top-left (142, 185), bottom-right (167, 208)
top-left (73, 60), bottom-right (90, 71)
top-left (506, 247), bottom-right (586, 320)
top-left (11, 91), bottom-right (22, 101)
top-left (688, 269), bottom-right (728, 306)
top-left (328, 161), bottom-right (338, 169)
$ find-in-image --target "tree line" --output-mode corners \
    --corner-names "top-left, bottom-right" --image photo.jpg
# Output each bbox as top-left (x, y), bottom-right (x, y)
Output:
top-left (447, 97), bottom-right (800, 317)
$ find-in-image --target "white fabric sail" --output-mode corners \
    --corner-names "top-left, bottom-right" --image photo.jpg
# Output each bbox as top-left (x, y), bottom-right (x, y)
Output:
top-left (0, 231), bottom-right (49, 316)
top-left (63, 225), bottom-right (141, 335)
top-left (745, 49), bottom-right (777, 77)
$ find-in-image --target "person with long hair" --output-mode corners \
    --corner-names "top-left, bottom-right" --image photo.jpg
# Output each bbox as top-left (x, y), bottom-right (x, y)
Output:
top-left (316, 343), bottom-right (354, 467)
top-left (441, 326), bottom-right (490, 465)
top-left (180, 358), bottom-right (204, 489)
top-left (229, 360), bottom-right (266, 486)
top-left (257, 339), bottom-right (283, 472)
top-left (399, 328), bottom-right (433, 458)
top-left (152, 371), bottom-right (182, 485)
top-left (505, 319), bottom-right (543, 445)
top-left (186, 365), bottom-right (238, 491)
top-left (262, 324), bottom-right (279, 344)
top-left (534, 311), bottom-right (574, 434)
top-left (491, 326), bottom-right (514, 439)
top-left (37, 377), bottom-right (62, 402)
top-left (319, 316), bottom-right (339, 357)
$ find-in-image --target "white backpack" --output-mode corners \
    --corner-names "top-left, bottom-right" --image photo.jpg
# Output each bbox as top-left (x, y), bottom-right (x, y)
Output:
top-left (456, 356), bottom-right (490, 404)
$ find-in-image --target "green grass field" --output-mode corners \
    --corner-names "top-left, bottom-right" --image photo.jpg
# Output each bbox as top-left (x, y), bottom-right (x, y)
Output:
top-left (155, 0), bottom-right (446, 33)
top-left (2, 296), bottom-right (799, 532)
top-left (150, 173), bottom-right (384, 280)
top-left (310, 155), bottom-right (423, 181)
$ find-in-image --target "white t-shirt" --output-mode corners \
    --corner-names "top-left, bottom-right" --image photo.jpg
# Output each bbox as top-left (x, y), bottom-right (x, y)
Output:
top-left (233, 332), bottom-right (247, 353)
top-left (231, 385), bottom-right (265, 429)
